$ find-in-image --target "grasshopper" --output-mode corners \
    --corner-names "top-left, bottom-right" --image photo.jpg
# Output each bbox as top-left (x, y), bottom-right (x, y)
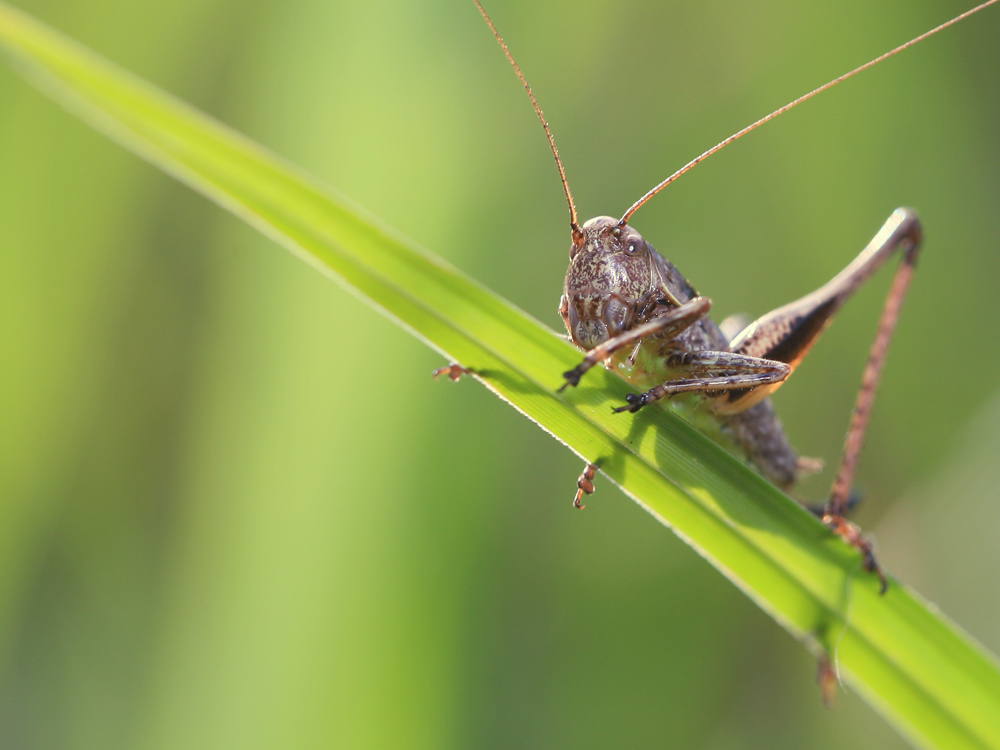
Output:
top-left (457, 0), bottom-right (999, 593)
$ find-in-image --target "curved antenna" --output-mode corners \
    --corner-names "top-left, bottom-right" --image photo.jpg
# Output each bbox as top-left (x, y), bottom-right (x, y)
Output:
top-left (475, 0), bottom-right (582, 242)
top-left (619, 0), bottom-right (1000, 226)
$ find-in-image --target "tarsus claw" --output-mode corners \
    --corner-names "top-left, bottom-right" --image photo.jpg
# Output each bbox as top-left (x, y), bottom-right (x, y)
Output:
top-left (432, 363), bottom-right (470, 382)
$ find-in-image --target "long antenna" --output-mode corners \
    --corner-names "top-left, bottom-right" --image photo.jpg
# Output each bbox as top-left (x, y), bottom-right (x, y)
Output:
top-left (619, 0), bottom-right (1000, 225)
top-left (475, 0), bottom-right (582, 243)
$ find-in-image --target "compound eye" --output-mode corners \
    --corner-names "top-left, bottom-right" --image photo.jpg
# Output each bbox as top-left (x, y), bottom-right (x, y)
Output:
top-left (625, 238), bottom-right (645, 256)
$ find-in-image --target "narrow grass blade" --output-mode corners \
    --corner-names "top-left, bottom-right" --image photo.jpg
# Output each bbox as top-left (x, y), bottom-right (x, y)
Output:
top-left (1, 4), bottom-right (998, 747)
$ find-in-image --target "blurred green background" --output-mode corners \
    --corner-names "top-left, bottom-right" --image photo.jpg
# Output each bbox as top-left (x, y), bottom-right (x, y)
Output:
top-left (1, 0), bottom-right (999, 747)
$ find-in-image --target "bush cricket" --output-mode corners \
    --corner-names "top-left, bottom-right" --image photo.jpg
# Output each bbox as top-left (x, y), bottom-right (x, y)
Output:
top-left (445, 0), bottom-right (1000, 595)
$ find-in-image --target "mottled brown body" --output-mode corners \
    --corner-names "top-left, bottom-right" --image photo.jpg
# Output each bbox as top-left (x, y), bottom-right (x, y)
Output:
top-left (558, 212), bottom-right (921, 504)
top-left (559, 216), bottom-right (804, 488)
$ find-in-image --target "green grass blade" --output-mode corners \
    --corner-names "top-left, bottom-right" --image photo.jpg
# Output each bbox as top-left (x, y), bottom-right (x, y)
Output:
top-left (1, 4), bottom-right (998, 747)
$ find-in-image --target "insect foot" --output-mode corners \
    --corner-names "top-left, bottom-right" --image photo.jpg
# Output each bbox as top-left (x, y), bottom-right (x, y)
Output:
top-left (816, 656), bottom-right (839, 708)
top-left (612, 393), bottom-right (650, 414)
top-left (573, 463), bottom-right (597, 509)
top-left (432, 363), bottom-right (472, 382)
top-left (558, 365), bottom-right (586, 392)
top-left (823, 512), bottom-right (887, 594)
top-left (806, 488), bottom-right (862, 518)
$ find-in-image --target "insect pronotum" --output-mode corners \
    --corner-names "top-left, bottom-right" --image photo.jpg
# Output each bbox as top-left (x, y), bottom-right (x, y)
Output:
top-left (442, 0), bottom-right (1000, 595)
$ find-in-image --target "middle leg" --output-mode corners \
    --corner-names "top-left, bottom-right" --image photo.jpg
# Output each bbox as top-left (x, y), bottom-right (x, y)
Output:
top-left (613, 351), bottom-right (790, 413)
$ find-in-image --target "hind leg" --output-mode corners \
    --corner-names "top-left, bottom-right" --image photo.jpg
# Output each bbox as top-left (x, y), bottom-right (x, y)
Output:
top-left (724, 210), bottom-right (921, 592)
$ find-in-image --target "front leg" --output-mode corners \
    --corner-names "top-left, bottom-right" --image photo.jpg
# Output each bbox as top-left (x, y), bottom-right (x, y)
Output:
top-left (613, 351), bottom-right (790, 413)
top-left (559, 297), bottom-right (711, 391)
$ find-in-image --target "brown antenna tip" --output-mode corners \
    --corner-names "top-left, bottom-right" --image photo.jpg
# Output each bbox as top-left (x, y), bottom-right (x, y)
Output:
top-left (474, 0), bottom-right (580, 237)
top-left (619, 0), bottom-right (1000, 225)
